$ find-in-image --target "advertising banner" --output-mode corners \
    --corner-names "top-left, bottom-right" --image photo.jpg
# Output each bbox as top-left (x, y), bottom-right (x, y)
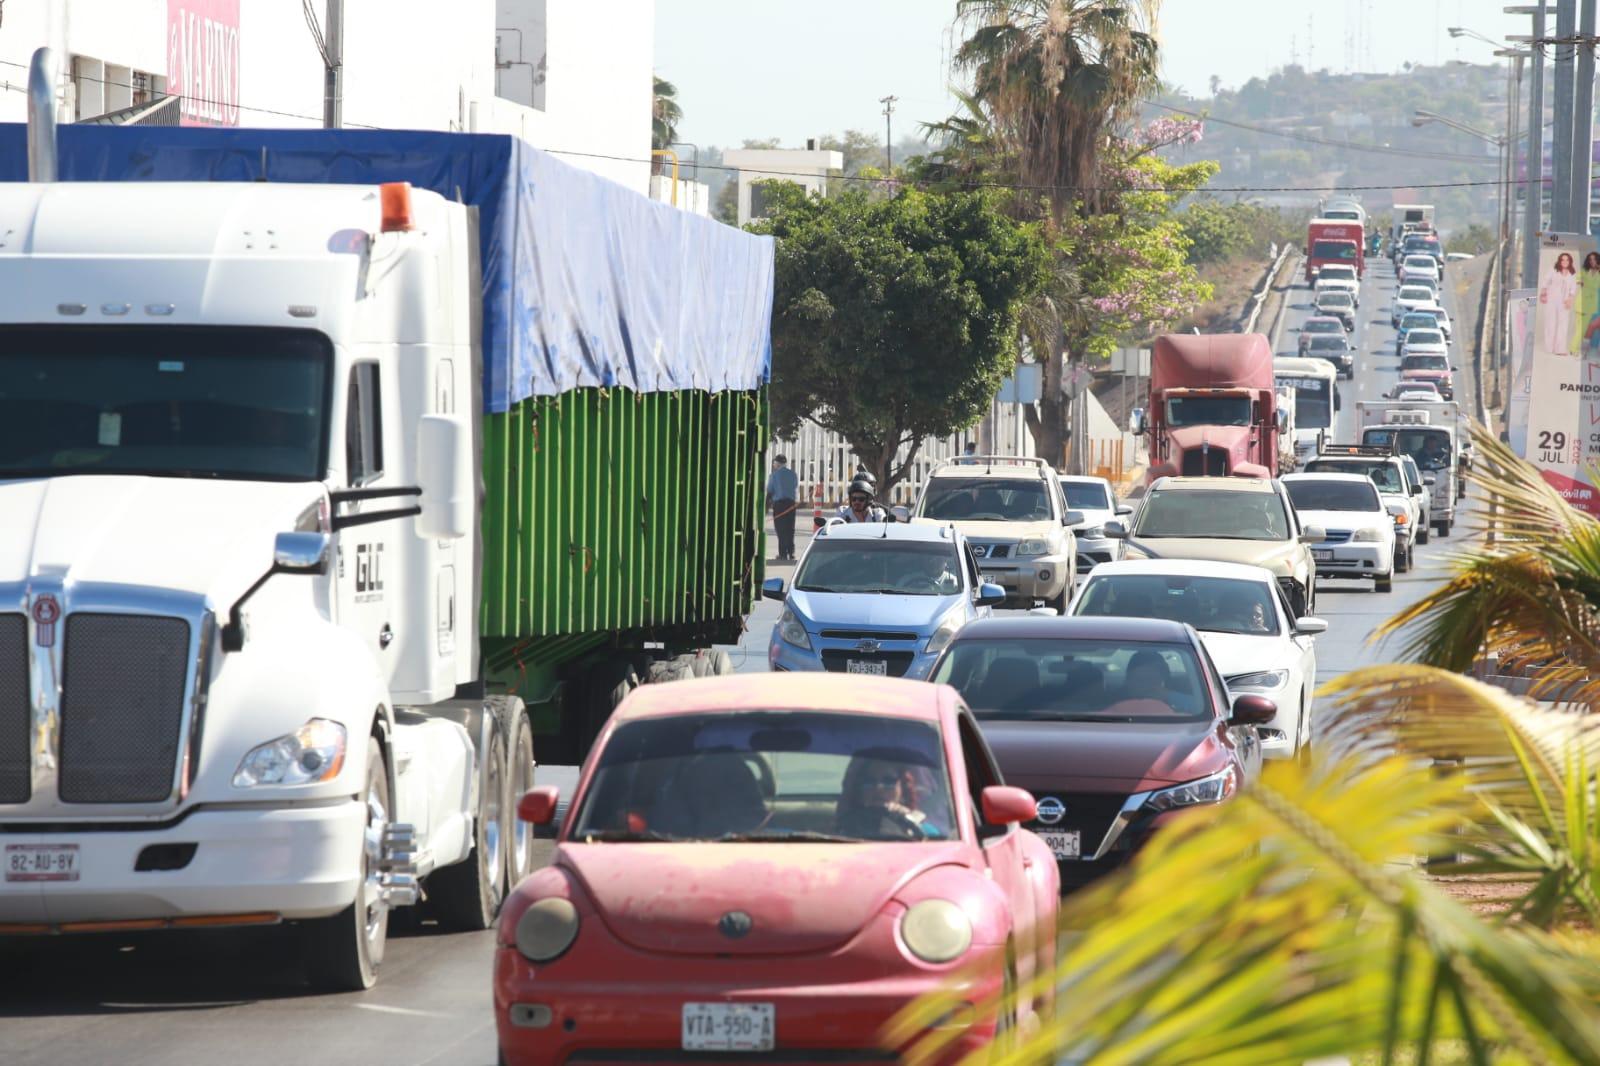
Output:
top-left (167, 0), bottom-right (241, 127)
top-left (1529, 232), bottom-right (1600, 513)
top-left (1506, 288), bottom-right (1536, 457)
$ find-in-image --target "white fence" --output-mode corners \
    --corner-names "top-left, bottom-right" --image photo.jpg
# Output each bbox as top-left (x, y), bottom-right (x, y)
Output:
top-left (772, 402), bottom-right (1036, 509)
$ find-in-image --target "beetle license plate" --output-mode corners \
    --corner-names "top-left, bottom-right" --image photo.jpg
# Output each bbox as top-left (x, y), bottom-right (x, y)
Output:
top-left (1039, 831), bottom-right (1080, 860)
top-left (5, 844), bottom-right (79, 882)
top-left (682, 1003), bottom-right (775, 1052)
top-left (846, 660), bottom-right (887, 676)
top-left (1312, 549), bottom-right (1334, 562)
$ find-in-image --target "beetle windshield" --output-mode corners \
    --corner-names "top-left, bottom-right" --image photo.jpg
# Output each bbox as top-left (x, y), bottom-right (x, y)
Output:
top-left (570, 712), bottom-right (957, 844)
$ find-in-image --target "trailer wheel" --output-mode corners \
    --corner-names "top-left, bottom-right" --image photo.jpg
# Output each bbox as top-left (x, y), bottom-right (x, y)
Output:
top-left (501, 698), bottom-right (538, 889)
top-left (302, 737), bottom-right (389, 991)
top-left (430, 714), bottom-right (509, 931)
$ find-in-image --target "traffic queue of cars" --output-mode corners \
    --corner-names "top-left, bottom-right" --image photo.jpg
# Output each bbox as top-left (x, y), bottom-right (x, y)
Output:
top-left (491, 213), bottom-right (1464, 1063)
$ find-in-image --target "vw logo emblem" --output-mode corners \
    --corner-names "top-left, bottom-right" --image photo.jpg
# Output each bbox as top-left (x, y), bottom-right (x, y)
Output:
top-left (718, 911), bottom-right (753, 939)
top-left (854, 639), bottom-right (881, 654)
top-left (1035, 796), bottom-right (1066, 825)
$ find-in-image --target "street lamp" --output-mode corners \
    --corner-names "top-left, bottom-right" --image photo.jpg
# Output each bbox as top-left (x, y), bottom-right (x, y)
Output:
top-left (1448, 25), bottom-right (1504, 48)
top-left (1412, 108), bottom-right (1504, 146)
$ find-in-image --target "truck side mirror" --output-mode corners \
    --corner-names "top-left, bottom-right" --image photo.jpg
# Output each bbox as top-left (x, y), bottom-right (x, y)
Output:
top-left (1275, 409), bottom-right (1289, 434)
top-left (274, 531), bottom-right (332, 575)
top-left (416, 414), bottom-right (473, 540)
top-left (1129, 407), bottom-right (1146, 436)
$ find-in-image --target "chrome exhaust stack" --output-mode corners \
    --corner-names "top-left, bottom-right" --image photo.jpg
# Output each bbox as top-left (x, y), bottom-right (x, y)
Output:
top-left (27, 47), bottom-right (59, 183)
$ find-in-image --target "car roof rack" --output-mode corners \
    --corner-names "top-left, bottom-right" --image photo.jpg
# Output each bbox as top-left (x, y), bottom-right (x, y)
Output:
top-left (1316, 443), bottom-right (1397, 458)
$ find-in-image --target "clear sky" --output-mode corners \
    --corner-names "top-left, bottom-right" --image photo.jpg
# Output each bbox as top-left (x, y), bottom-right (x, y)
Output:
top-left (655, 0), bottom-right (1538, 149)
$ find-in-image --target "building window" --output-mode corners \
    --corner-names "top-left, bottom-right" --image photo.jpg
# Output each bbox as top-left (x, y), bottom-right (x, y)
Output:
top-left (496, 0), bottom-right (547, 111)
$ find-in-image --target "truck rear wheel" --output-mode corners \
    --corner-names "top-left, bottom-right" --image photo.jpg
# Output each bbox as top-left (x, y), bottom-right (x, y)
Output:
top-left (430, 715), bottom-right (509, 931)
top-left (302, 737), bottom-right (389, 991)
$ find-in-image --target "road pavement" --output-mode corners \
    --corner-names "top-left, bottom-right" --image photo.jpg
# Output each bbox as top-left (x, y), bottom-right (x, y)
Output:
top-left (0, 253), bottom-right (1485, 1066)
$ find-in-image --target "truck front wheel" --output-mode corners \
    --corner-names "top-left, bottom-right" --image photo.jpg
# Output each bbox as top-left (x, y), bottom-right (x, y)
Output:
top-left (302, 737), bottom-right (389, 991)
top-left (431, 714), bottom-right (510, 931)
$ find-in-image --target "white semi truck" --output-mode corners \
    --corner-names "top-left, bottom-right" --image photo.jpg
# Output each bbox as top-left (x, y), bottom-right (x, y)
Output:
top-left (1355, 401), bottom-right (1459, 537)
top-left (0, 52), bottom-right (771, 989)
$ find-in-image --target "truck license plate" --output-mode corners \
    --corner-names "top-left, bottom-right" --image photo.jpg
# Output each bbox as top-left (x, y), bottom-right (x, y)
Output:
top-left (847, 660), bottom-right (887, 676)
top-left (1040, 831), bottom-right (1080, 860)
top-left (682, 1003), bottom-right (776, 1052)
top-left (6, 844), bottom-right (79, 882)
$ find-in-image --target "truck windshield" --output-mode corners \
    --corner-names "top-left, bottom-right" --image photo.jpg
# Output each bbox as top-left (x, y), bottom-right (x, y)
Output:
top-left (1276, 378), bottom-right (1332, 428)
top-left (921, 478), bottom-right (1052, 521)
top-left (0, 326), bottom-right (331, 481)
top-left (1166, 395), bottom-right (1252, 427)
top-left (1134, 489), bottom-right (1290, 540)
top-left (1366, 428), bottom-right (1453, 472)
top-left (1312, 241), bottom-right (1358, 260)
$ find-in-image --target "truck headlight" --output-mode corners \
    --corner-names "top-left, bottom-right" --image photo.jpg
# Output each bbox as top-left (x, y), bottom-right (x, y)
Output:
top-left (900, 899), bottom-right (972, 963)
top-left (232, 719), bottom-right (347, 788)
top-left (777, 608), bottom-right (811, 651)
top-left (1351, 527), bottom-right (1386, 542)
top-left (1227, 669), bottom-right (1289, 692)
top-left (1143, 766), bottom-right (1239, 813)
top-left (924, 613), bottom-right (965, 656)
top-left (1015, 538), bottom-right (1051, 557)
top-left (516, 898), bottom-right (580, 962)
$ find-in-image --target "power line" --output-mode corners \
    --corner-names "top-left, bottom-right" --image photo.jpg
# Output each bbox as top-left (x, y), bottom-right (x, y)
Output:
top-left (1149, 100), bottom-right (1501, 165)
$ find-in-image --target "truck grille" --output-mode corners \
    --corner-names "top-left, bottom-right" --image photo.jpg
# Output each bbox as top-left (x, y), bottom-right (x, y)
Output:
top-left (59, 614), bottom-right (191, 804)
top-left (1181, 451), bottom-right (1229, 476)
top-left (0, 615), bottom-right (28, 804)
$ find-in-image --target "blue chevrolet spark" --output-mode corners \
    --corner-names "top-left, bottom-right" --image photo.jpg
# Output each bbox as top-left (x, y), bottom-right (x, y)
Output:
top-left (764, 522), bottom-right (1006, 680)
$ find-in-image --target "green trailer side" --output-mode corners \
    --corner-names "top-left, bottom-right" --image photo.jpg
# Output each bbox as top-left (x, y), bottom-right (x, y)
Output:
top-left (477, 385), bottom-right (768, 757)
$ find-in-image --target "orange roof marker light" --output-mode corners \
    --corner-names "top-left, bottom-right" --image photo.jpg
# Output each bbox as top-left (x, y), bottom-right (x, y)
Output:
top-left (380, 181), bottom-right (415, 233)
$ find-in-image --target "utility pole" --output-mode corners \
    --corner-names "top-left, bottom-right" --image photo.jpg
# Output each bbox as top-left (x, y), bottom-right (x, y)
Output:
top-left (879, 95), bottom-right (897, 174)
top-left (1520, 1), bottom-right (1548, 287)
top-left (322, 0), bottom-right (344, 129)
top-left (1553, 0), bottom-right (1575, 231)
top-left (1572, 0), bottom-right (1596, 231)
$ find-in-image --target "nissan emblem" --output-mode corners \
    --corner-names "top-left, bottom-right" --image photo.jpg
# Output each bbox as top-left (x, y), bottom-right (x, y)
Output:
top-left (1035, 796), bottom-right (1066, 825)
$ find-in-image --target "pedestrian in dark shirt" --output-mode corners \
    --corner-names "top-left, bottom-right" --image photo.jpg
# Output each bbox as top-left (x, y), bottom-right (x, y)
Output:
top-left (766, 455), bottom-right (799, 561)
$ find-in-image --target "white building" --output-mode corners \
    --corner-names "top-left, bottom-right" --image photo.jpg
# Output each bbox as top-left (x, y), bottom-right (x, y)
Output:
top-left (722, 146), bottom-right (844, 225)
top-left (0, 0), bottom-right (656, 193)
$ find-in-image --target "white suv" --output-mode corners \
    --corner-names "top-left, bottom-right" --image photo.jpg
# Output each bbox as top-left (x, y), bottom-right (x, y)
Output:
top-left (912, 456), bottom-right (1083, 611)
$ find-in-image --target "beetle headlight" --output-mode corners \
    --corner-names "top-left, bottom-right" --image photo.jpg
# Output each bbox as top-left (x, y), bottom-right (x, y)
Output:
top-left (516, 898), bottom-right (580, 962)
top-left (777, 608), bottom-right (811, 651)
top-left (232, 719), bottom-right (347, 788)
top-left (900, 900), bottom-right (972, 963)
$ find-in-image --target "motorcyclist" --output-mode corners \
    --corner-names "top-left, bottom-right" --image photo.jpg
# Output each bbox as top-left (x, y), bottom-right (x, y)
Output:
top-left (837, 477), bottom-right (889, 523)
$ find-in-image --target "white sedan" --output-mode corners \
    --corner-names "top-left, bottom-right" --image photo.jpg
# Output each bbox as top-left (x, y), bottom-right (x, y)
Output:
top-left (1282, 472), bottom-right (1396, 593)
top-left (1069, 559), bottom-right (1325, 762)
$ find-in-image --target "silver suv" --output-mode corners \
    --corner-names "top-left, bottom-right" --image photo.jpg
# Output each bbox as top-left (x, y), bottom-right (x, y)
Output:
top-left (911, 457), bottom-right (1083, 611)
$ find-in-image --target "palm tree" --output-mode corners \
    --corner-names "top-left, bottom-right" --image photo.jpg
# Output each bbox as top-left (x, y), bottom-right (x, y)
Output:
top-left (652, 74), bottom-right (682, 153)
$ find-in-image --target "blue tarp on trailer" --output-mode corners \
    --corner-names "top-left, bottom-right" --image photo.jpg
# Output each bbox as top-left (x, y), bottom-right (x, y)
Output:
top-left (0, 125), bottom-right (774, 413)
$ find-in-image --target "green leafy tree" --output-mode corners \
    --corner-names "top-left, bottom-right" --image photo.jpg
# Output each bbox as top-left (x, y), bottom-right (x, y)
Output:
top-left (651, 75), bottom-right (681, 153)
top-left (1180, 200), bottom-right (1255, 263)
top-left (751, 182), bottom-right (1050, 492)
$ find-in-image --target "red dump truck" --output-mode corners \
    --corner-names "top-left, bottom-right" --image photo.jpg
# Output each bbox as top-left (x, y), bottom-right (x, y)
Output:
top-left (1306, 218), bottom-right (1365, 283)
top-left (1132, 333), bottom-right (1284, 482)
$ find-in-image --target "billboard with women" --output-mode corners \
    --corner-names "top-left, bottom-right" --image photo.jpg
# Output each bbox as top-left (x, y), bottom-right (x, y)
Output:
top-left (1529, 232), bottom-right (1600, 513)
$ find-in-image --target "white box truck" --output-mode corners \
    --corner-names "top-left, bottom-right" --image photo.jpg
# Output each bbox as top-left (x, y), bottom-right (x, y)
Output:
top-left (1355, 402), bottom-right (1458, 536)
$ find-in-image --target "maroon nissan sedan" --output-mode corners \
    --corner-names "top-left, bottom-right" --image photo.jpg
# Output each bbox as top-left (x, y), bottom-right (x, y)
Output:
top-left (929, 616), bottom-right (1273, 891)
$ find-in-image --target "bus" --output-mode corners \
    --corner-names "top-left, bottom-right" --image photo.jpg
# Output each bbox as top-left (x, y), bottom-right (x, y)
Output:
top-left (1273, 357), bottom-right (1339, 457)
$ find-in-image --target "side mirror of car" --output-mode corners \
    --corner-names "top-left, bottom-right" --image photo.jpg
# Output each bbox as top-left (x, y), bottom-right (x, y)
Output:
top-left (1423, 474), bottom-right (1437, 486)
top-left (1295, 616), bottom-right (1329, 636)
top-left (975, 582), bottom-right (1006, 608)
top-left (1103, 520), bottom-right (1128, 539)
top-left (1129, 407), bottom-right (1147, 436)
top-left (1115, 504), bottom-right (1134, 517)
top-left (761, 577), bottom-right (786, 601)
top-left (517, 785), bottom-right (561, 826)
top-left (1063, 509), bottom-right (1086, 527)
top-left (1301, 525), bottom-right (1327, 544)
top-left (891, 505), bottom-right (911, 523)
top-left (980, 785), bottom-right (1037, 827)
top-left (1229, 694), bottom-right (1278, 727)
